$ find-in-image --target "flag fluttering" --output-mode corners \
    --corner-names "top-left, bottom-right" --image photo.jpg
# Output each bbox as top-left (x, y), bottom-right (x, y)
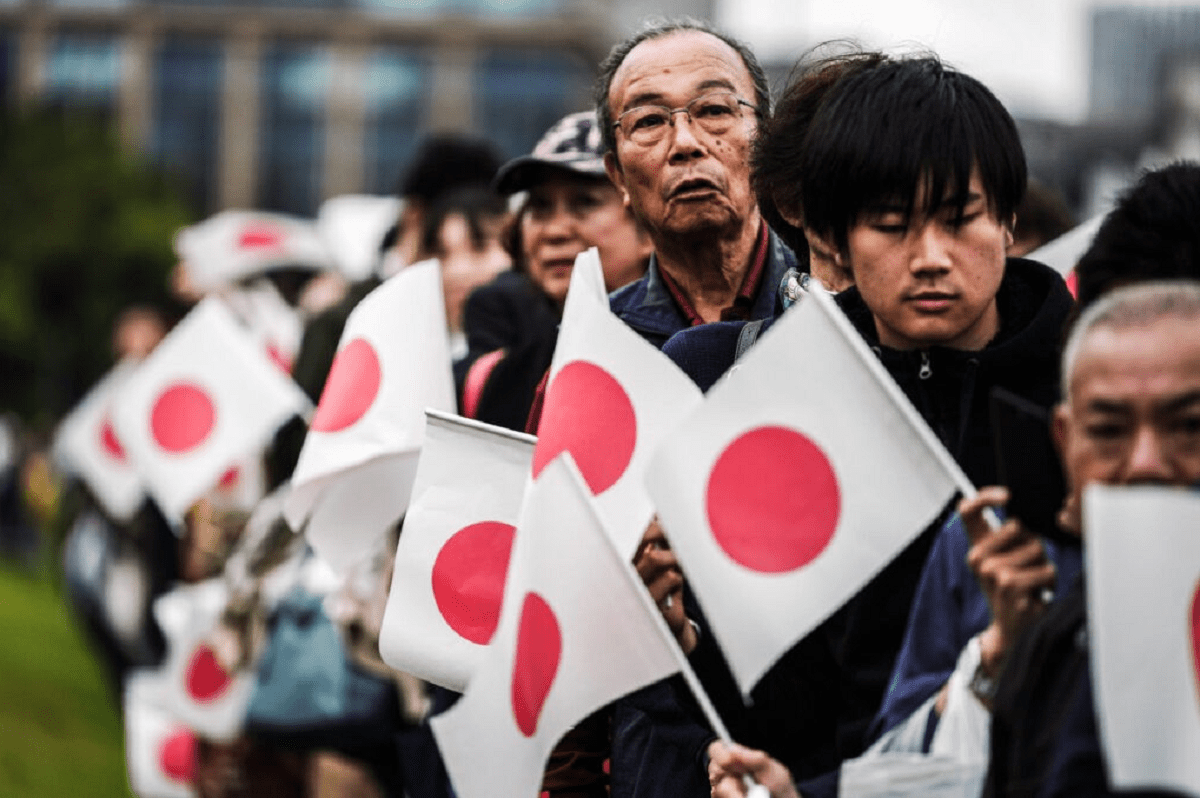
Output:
top-left (1085, 484), bottom-right (1200, 797)
top-left (124, 671), bottom-right (198, 798)
top-left (532, 248), bottom-right (702, 557)
top-left (285, 259), bottom-right (455, 572)
top-left (53, 360), bottom-right (145, 522)
top-left (431, 457), bottom-right (681, 798)
top-left (379, 410), bottom-right (535, 691)
top-left (647, 288), bottom-right (962, 695)
top-left (112, 299), bottom-right (310, 519)
top-left (174, 210), bottom-right (335, 292)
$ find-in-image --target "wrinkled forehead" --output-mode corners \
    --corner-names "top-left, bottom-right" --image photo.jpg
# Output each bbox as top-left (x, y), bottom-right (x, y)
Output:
top-left (1067, 318), bottom-right (1200, 406)
top-left (609, 30), bottom-right (755, 115)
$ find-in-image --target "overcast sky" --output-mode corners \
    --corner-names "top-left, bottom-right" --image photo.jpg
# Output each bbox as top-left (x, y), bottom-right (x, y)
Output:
top-left (716, 0), bottom-right (1199, 123)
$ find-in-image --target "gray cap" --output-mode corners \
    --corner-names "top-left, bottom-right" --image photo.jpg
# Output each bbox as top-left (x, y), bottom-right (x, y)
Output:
top-left (493, 111), bottom-right (607, 195)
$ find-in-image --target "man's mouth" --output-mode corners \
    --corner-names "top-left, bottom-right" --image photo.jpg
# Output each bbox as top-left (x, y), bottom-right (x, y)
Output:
top-left (907, 292), bottom-right (957, 312)
top-left (669, 178), bottom-right (721, 199)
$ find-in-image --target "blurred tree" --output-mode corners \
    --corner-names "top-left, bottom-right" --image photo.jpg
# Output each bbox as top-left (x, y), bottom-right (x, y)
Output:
top-left (0, 110), bottom-right (192, 431)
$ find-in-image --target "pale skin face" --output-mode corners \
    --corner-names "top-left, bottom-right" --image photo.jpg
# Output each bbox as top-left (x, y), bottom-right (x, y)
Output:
top-left (521, 176), bottom-right (652, 306)
top-left (1054, 315), bottom-right (1200, 535)
top-left (603, 30), bottom-right (761, 245)
top-left (832, 170), bottom-right (1013, 352)
top-left (437, 212), bottom-right (512, 333)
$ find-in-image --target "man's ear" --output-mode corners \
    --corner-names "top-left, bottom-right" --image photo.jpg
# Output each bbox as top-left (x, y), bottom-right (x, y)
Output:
top-left (802, 227), bottom-right (844, 270)
top-left (604, 152), bottom-right (630, 208)
top-left (1051, 402), bottom-right (1069, 460)
top-left (1005, 213), bottom-right (1016, 250)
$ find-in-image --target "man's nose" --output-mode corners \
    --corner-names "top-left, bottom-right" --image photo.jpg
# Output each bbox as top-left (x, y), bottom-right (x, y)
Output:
top-left (911, 223), bottom-right (953, 273)
top-left (667, 112), bottom-right (706, 160)
top-left (1123, 425), bottom-right (1173, 484)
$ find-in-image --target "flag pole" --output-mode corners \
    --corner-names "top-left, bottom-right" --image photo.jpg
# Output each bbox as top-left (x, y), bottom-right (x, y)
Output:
top-left (602, 516), bottom-right (770, 797)
top-left (807, 288), bottom-right (1002, 530)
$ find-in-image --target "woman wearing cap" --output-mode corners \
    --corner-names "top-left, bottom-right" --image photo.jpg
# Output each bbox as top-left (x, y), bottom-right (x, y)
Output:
top-left (456, 110), bottom-right (653, 431)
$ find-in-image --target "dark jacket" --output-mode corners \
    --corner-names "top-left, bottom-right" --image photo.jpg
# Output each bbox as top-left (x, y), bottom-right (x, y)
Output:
top-left (667, 257), bottom-right (1075, 787)
top-left (985, 575), bottom-right (1183, 798)
top-left (454, 271), bottom-right (560, 432)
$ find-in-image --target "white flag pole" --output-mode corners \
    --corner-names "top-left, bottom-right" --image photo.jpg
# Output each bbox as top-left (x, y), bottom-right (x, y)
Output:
top-left (424, 408), bottom-right (537, 446)
top-left (807, 288), bottom-right (1002, 530)
top-left (590, 496), bottom-right (769, 797)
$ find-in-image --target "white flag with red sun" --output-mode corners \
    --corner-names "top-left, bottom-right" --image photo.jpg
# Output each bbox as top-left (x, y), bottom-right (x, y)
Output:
top-left (174, 210), bottom-right (335, 292)
top-left (285, 259), bottom-right (456, 572)
top-left (53, 360), bottom-right (145, 522)
top-left (125, 670), bottom-right (198, 798)
top-left (430, 457), bottom-right (681, 798)
top-left (111, 299), bottom-right (311, 519)
top-left (647, 287), bottom-right (962, 695)
top-left (379, 410), bottom-right (535, 691)
top-left (152, 579), bottom-right (254, 742)
top-left (1085, 484), bottom-right (1200, 797)
top-left (532, 249), bottom-right (702, 558)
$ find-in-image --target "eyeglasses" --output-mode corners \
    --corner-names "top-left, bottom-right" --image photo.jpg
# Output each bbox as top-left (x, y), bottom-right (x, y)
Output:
top-left (614, 92), bottom-right (757, 145)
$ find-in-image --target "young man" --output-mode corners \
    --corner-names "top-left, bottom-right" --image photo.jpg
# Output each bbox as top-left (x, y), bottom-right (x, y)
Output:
top-left (711, 281), bottom-right (1200, 797)
top-left (653, 53), bottom-right (1074, 790)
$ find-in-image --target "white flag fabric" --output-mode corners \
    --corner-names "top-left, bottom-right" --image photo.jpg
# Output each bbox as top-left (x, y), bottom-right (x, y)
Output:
top-left (431, 457), bottom-right (681, 798)
top-left (220, 281), bottom-right (304, 375)
top-left (53, 360), bottom-right (145, 521)
top-left (125, 671), bottom-right (197, 798)
top-left (647, 288), bottom-right (962, 695)
top-left (533, 248), bottom-right (702, 557)
top-left (316, 195), bottom-right (403, 281)
top-left (1084, 484), bottom-right (1200, 796)
top-left (379, 410), bottom-right (535, 691)
top-left (152, 579), bottom-right (255, 741)
top-left (174, 210), bottom-right (335, 292)
top-left (285, 259), bottom-right (456, 571)
top-left (112, 299), bottom-right (311, 519)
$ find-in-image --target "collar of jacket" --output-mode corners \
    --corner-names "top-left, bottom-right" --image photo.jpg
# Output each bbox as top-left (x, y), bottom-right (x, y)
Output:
top-left (609, 227), bottom-right (798, 347)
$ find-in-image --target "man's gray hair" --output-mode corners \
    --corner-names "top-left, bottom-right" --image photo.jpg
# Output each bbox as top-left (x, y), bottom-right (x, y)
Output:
top-left (1061, 280), bottom-right (1200, 398)
top-left (594, 18), bottom-right (772, 161)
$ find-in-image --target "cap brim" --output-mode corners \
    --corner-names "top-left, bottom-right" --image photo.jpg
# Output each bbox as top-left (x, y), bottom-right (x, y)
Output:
top-left (493, 156), bottom-right (608, 195)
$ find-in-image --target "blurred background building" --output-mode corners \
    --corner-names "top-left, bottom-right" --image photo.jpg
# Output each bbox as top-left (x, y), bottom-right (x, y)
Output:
top-left (0, 0), bottom-right (713, 217)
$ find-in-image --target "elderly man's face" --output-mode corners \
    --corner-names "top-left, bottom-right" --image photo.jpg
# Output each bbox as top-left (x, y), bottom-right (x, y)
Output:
top-left (603, 30), bottom-right (759, 242)
top-left (1054, 314), bottom-right (1200, 534)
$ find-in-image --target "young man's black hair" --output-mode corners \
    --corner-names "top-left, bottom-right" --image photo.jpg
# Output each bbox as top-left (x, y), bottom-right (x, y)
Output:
top-left (761, 54), bottom-right (1026, 255)
top-left (1074, 162), bottom-right (1200, 310)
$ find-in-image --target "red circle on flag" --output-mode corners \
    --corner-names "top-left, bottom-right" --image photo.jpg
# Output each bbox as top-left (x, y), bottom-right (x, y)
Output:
top-left (431, 521), bottom-right (517, 645)
top-left (266, 342), bottom-right (293, 374)
top-left (705, 425), bottom-right (841, 573)
top-left (151, 383), bottom-right (216, 454)
top-left (1191, 578), bottom-right (1200, 702)
top-left (99, 415), bottom-right (127, 463)
top-left (531, 361), bottom-right (637, 494)
top-left (218, 466), bottom-right (240, 489)
top-left (185, 644), bottom-right (232, 703)
top-left (238, 225), bottom-right (284, 251)
top-left (310, 338), bottom-right (382, 433)
top-left (159, 728), bottom-right (197, 784)
top-left (511, 592), bottom-right (561, 738)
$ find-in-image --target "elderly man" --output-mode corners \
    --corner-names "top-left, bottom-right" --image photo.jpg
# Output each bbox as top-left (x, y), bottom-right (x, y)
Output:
top-left (711, 279), bottom-right (1200, 797)
top-left (598, 20), bottom-right (798, 345)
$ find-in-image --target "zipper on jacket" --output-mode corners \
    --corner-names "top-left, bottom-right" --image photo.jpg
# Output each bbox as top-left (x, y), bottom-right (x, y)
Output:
top-left (919, 351), bottom-right (932, 380)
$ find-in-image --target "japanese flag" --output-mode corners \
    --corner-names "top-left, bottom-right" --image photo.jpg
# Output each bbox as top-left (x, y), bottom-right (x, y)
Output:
top-left (379, 410), bottom-right (535, 691)
top-left (124, 671), bottom-right (197, 798)
top-left (317, 195), bottom-right (402, 281)
top-left (112, 299), bottom-right (311, 519)
top-left (220, 281), bottom-right (304, 375)
top-left (1085, 484), bottom-right (1200, 796)
top-left (647, 288), bottom-right (962, 695)
top-left (431, 457), bottom-right (681, 798)
top-left (532, 248), bottom-right (702, 557)
top-left (174, 210), bottom-right (335, 292)
top-left (152, 579), bottom-right (255, 742)
top-left (53, 360), bottom-right (145, 522)
top-left (285, 259), bottom-right (456, 572)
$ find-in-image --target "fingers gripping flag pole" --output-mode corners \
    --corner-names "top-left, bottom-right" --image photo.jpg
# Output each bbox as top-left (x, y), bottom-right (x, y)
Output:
top-left (647, 287), bottom-right (985, 697)
top-left (379, 410), bottom-right (535, 691)
top-left (1085, 484), bottom-right (1200, 797)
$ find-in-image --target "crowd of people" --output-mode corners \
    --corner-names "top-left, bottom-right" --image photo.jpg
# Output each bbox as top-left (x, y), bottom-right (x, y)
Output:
top-left (29, 15), bottom-right (1200, 798)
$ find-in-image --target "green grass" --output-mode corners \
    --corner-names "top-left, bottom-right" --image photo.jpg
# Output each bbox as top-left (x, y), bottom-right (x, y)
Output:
top-left (0, 563), bottom-right (132, 796)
